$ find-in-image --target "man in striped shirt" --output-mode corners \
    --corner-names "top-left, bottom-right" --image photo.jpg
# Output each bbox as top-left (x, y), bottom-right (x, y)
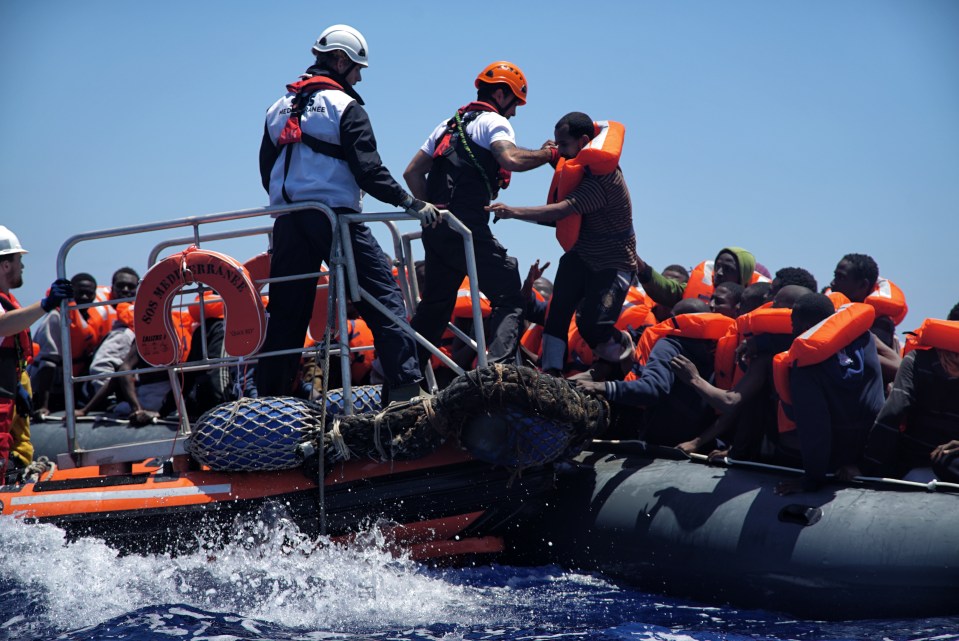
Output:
top-left (488, 111), bottom-right (637, 377)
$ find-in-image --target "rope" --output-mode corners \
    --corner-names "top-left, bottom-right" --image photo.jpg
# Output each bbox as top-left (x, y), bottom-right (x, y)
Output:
top-left (328, 418), bottom-right (352, 462)
top-left (372, 407), bottom-right (389, 460)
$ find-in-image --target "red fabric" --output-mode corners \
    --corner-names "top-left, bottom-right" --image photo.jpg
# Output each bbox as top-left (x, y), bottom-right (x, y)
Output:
top-left (0, 398), bottom-right (14, 473)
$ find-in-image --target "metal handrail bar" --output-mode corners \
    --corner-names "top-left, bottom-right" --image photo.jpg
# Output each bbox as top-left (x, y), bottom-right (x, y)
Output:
top-left (340, 212), bottom-right (488, 369)
top-left (56, 202), bottom-right (333, 455)
top-left (147, 226), bottom-right (274, 267)
top-left (54, 202), bottom-right (485, 461)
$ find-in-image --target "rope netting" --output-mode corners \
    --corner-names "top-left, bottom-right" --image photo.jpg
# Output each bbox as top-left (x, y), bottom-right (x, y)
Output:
top-left (188, 365), bottom-right (609, 473)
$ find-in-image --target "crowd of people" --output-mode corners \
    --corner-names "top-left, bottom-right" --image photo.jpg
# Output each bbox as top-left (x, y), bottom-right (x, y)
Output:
top-left (3, 24), bottom-right (957, 494)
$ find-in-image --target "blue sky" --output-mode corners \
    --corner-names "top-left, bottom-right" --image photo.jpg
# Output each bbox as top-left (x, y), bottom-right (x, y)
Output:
top-left (2, 0), bottom-right (957, 333)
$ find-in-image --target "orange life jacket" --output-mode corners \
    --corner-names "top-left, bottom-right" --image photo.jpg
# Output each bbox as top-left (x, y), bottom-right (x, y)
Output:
top-left (0, 292), bottom-right (32, 365)
top-left (452, 277), bottom-right (492, 320)
top-left (625, 313), bottom-right (735, 381)
top-left (713, 307), bottom-right (794, 390)
top-left (135, 246), bottom-right (266, 367)
top-left (864, 277), bottom-right (908, 326)
top-left (772, 303), bottom-right (876, 432)
top-left (683, 260), bottom-right (771, 302)
top-left (901, 318), bottom-right (959, 357)
top-left (547, 120), bottom-right (625, 251)
top-left (615, 286), bottom-right (656, 334)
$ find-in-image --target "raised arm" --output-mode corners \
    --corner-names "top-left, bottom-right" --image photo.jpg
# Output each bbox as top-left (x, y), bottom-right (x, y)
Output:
top-left (490, 140), bottom-right (554, 172)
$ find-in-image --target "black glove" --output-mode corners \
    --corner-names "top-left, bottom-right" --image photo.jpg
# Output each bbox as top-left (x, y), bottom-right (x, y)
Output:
top-left (41, 279), bottom-right (74, 312)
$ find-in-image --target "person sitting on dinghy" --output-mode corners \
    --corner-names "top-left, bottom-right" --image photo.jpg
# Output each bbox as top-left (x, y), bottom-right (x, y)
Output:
top-left (738, 281), bottom-right (771, 315)
top-left (488, 112), bottom-right (637, 378)
top-left (828, 253), bottom-right (904, 383)
top-left (855, 303), bottom-right (959, 484)
top-left (765, 267), bottom-right (817, 303)
top-left (576, 299), bottom-right (729, 447)
top-left (28, 272), bottom-right (99, 417)
top-left (708, 282), bottom-right (743, 320)
top-left (638, 247), bottom-right (766, 309)
top-left (669, 285), bottom-right (814, 461)
top-left (773, 293), bottom-right (885, 495)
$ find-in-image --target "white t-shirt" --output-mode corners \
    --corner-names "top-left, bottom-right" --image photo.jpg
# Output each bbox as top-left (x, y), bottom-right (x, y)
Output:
top-left (420, 111), bottom-right (515, 156)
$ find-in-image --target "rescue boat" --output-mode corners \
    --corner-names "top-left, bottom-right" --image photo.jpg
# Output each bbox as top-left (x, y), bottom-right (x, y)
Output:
top-left (512, 441), bottom-right (959, 620)
top-left (1, 438), bottom-right (554, 559)
top-left (1, 203), bottom-right (589, 562)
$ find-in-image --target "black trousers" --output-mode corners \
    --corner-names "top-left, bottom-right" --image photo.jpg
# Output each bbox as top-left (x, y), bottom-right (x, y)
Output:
top-left (255, 210), bottom-right (420, 396)
top-left (411, 222), bottom-right (523, 366)
top-left (543, 250), bottom-right (632, 355)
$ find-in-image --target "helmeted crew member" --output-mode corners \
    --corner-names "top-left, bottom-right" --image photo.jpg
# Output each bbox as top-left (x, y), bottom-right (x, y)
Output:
top-left (257, 24), bottom-right (438, 403)
top-left (404, 61), bottom-right (555, 369)
top-left (489, 112), bottom-right (637, 378)
top-left (0, 226), bottom-right (73, 478)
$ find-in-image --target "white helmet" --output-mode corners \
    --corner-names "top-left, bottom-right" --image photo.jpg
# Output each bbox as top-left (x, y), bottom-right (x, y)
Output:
top-left (0, 225), bottom-right (27, 256)
top-left (311, 24), bottom-right (369, 67)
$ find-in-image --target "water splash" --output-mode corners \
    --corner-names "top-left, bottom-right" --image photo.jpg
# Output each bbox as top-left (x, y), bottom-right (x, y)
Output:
top-left (0, 511), bottom-right (486, 635)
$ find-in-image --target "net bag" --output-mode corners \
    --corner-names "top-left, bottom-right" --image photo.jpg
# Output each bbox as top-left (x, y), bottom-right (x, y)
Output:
top-left (188, 396), bottom-right (322, 471)
top-left (188, 386), bottom-right (383, 471)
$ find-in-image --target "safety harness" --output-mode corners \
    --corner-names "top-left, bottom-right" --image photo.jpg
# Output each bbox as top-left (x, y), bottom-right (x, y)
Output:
top-left (432, 101), bottom-right (512, 198)
top-left (275, 76), bottom-right (348, 204)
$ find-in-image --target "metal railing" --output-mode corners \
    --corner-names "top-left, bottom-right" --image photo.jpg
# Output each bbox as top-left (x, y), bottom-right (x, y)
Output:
top-left (55, 202), bottom-right (487, 468)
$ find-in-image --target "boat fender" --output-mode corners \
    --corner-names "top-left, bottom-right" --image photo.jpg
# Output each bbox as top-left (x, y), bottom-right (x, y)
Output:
top-left (548, 120), bottom-right (625, 251)
top-left (135, 246), bottom-right (267, 367)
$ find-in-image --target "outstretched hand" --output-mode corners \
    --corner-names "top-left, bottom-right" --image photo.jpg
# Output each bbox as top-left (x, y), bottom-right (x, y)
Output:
top-left (486, 202), bottom-right (518, 222)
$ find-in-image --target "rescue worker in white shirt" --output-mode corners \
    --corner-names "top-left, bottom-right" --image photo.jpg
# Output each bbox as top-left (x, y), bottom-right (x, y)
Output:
top-left (257, 24), bottom-right (440, 404)
top-left (404, 61), bottom-right (556, 368)
top-left (0, 226), bottom-right (73, 479)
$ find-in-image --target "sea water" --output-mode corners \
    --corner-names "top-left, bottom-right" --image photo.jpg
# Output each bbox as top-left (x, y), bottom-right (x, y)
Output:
top-left (1, 516), bottom-right (956, 641)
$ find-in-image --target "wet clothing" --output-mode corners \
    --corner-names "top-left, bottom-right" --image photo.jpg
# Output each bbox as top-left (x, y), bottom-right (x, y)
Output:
top-left (862, 348), bottom-right (959, 480)
top-left (257, 69), bottom-right (421, 396)
top-left (411, 107), bottom-right (523, 365)
top-left (784, 331), bottom-right (884, 490)
top-left (604, 336), bottom-right (717, 445)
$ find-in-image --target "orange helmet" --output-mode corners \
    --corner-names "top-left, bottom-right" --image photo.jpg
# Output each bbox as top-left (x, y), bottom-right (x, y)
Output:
top-left (475, 61), bottom-right (527, 105)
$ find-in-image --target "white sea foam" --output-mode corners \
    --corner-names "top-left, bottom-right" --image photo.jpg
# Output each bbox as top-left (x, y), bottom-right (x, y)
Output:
top-left (0, 513), bottom-right (493, 633)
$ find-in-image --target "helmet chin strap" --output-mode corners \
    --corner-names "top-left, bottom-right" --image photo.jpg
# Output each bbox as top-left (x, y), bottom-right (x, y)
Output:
top-left (494, 93), bottom-right (517, 116)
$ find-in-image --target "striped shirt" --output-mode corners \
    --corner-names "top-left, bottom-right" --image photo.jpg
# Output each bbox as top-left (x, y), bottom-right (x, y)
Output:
top-left (565, 168), bottom-right (638, 272)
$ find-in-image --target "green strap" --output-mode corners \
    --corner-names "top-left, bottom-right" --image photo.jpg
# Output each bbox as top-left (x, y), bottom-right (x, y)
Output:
top-left (452, 112), bottom-right (494, 200)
